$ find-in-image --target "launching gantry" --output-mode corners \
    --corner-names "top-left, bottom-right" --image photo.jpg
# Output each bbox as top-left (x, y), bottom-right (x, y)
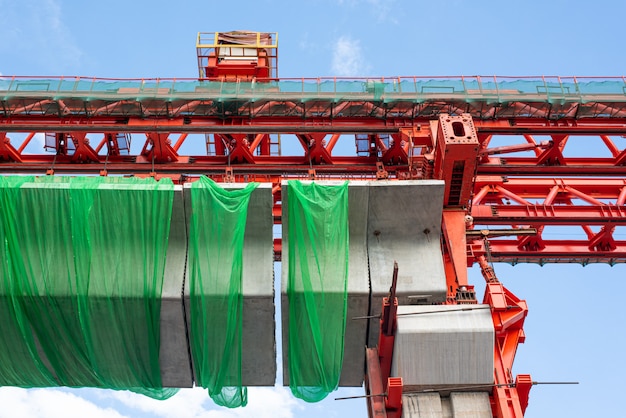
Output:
top-left (0, 31), bottom-right (625, 417)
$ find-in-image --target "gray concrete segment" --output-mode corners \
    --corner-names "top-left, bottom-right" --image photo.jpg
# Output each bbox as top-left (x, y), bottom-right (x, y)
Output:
top-left (280, 181), bottom-right (370, 387)
top-left (391, 305), bottom-right (494, 391)
top-left (402, 393), bottom-right (445, 418)
top-left (183, 183), bottom-right (276, 386)
top-left (160, 185), bottom-right (193, 387)
top-left (402, 392), bottom-right (491, 418)
top-left (0, 182), bottom-right (191, 388)
top-left (342, 183), bottom-right (370, 385)
top-left (239, 183), bottom-right (276, 385)
top-left (367, 180), bottom-right (447, 347)
top-left (450, 392), bottom-right (492, 418)
top-left (442, 396), bottom-right (453, 418)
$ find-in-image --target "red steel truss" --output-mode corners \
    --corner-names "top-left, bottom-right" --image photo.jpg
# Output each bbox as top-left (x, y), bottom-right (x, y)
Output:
top-left (1, 94), bottom-right (625, 266)
top-left (2, 111), bottom-right (624, 258)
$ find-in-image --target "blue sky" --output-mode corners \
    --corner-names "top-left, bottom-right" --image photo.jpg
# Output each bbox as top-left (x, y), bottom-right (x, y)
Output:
top-left (0, 0), bottom-right (625, 417)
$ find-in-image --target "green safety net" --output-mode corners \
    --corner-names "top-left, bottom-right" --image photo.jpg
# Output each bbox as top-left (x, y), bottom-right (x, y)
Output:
top-left (2, 77), bottom-right (626, 98)
top-left (0, 176), bottom-right (177, 399)
top-left (2, 77), bottom-right (626, 108)
top-left (287, 180), bottom-right (349, 402)
top-left (3, 77), bottom-right (626, 120)
top-left (188, 177), bottom-right (258, 408)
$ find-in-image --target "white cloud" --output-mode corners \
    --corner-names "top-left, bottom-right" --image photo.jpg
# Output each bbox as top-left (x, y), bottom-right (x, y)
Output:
top-left (0, 388), bottom-right (129, 418)
top-left (105, 386), bottom-right (301, 418)
top-left (0, 386), bottom-right (301, 418)
top-left (331, 36), bottom-right (370, 77)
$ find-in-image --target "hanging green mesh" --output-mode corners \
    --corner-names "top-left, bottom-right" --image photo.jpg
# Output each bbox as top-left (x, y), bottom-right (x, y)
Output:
top-left (0, 175), bottom-right (177, 399)
top-left (189, 177), bottom-right (258, 408)
top-left (287, 180), bottom-right (349, 402)
top-left (0, 176), bottom-right (58, 387)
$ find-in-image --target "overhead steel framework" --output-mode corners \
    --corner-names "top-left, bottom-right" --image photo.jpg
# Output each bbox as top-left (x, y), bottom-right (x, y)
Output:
top-left (2, 65), bottom-right (626, 417)
top-left (1, 75), bottom-right (625, 267)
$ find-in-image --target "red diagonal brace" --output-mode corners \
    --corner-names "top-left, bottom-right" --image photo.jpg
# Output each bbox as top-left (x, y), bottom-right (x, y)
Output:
top-left (589, 225), bottom-right (617, 251)
top-left (226, 134), bottom-right (257, 164)
top-left (381, 133), bottom-right (408, 165)
top-left (304, 133), bottom-right (334, 164)
top-left (536, 135), bottom-right (567, 166)
top-left (144, 133), bottom-right (179, 163)
top-left (0, 133), bottom-right (23, 163)
top-left (70, 132), bottom-right (100, 163)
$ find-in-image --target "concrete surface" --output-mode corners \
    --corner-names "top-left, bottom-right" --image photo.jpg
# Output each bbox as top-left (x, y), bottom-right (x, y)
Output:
top-left (403, 392), bottom-right (491, 418)
top-left (367, 180), bottom-right (447, 347)
top-left (160, 185), bottom-right (193, 387)
top-left (402, 393), bottom-right (447, 418)
top-left (450, 392), bottom-right (492, 418)
top-left (282, 180), bottom-right (447, 387)
top-left (183, 183), bottom-right (275, 386)
top-left (391, 305), bottom-right (494, 391)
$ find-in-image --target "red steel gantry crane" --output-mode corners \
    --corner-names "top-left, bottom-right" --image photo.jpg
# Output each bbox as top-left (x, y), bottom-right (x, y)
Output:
top-left (1, 31), bottom-right (625, 417)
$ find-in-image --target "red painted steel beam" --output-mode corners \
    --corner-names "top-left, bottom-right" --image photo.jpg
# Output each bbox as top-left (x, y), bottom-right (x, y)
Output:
top-left (0, 158), bottom-right (421, 175)
top-left (365, 348), bottom-right (387, 418)
top-left (273, 239), bottom-right (626, 264)
top-left (477, 164), bottom-right (626, 176)
top-left (1, 116), bottom-right (620, 134)
top-left (442, 210), bottom-right (470, 298)
top-left (474, 177), bottom-right (626, 197)
top-left (472, 204), bottom-right (626, 224)
top-left (474, 118), bottom-right (626, 134)
top-left (480, 157), bottom-right (626, 168)
top-left (0, 116), bottom-right (423, 134)
top-left (469, 240), bottom-right (626, 264)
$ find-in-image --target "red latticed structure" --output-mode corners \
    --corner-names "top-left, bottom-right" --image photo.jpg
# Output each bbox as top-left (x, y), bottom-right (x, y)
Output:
top-left (1, 30), bottom-right (625, 417)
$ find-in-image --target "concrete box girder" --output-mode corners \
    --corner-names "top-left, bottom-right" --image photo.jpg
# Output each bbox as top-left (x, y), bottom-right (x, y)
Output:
top-left (282, 180), bottom-right (447, 387)
top-left (367, 180), bottom-right (447, 347)
top-left (160, 185), bottom-right (192, 387)
top-left (0, 182), bottom-right (192, 388)
top-left (402, 392), bottom-right (491, 418)
top-left (391, 305), bottom-right (494, 391)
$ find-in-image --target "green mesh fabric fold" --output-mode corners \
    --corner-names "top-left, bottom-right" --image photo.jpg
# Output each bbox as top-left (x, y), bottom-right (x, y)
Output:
top-left (0, 176), bottom-right (177, 399)
top-left (287, 180), bottom-right (349, 402)
top-left (0, 176), bottom-right (57, 387)
top-left (189, 177), bottom-right (258, 408)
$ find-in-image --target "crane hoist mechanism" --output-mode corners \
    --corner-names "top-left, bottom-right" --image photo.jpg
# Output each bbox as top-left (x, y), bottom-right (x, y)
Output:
top-left (0, 30), bottom-right (623, 417)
